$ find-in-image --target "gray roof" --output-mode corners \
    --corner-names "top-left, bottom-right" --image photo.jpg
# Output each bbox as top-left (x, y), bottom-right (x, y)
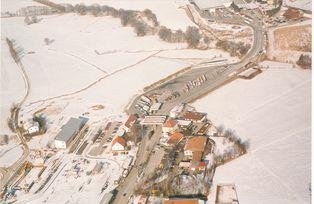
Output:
top-left (55, 117), bottom-right (88, 143)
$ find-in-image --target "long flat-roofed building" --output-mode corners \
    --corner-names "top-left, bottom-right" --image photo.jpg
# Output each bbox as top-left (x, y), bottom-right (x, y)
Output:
top-left (140, 115), bottom-right (167, 125)
top-left (192, 0), bottom-right (233, 12)
top-left (54, 117), bottom-right (88, 149)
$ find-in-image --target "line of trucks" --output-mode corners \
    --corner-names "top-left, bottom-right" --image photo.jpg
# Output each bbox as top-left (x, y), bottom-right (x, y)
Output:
top-left (183, 74), bottom-right (207, 92)
top-left (134, 96), bottom-right (152, 116)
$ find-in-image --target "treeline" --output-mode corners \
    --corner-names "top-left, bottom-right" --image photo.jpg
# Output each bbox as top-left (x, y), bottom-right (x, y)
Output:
top-left (216, 40), bottom-right (251, 57)
top-left (65, 3), bottom-right (207, 48)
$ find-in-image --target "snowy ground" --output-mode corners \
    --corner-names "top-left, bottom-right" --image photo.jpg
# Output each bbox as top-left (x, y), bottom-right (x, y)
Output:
top-left (0, 41), bottom-right (26, 135)
top-left (53, 0), bottom-right (194, 30)
top-left (193, 61), bottom-right (311, 204)
top-left (0, 144), bottom-right (23, 168)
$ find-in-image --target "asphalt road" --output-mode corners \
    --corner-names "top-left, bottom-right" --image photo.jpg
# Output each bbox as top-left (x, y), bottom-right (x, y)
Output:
top-left (112, 7), bottom-right (265, 204)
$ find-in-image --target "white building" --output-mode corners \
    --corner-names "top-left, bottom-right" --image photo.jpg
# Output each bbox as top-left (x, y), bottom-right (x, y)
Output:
top-left (169, 103), bottom-right (185, 118)
top-left (111, 136), bottom-right (126, 152)
top-left (24, 119), bottom-right (40, 134)
top-left (193, 0), bottom-right (233, 12)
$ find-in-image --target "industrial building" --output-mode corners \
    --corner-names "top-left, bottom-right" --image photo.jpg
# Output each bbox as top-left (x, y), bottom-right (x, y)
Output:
top-left (54, 117), bottom-right (88, 149)
top-left (192, 0), bottom-right (233, 12)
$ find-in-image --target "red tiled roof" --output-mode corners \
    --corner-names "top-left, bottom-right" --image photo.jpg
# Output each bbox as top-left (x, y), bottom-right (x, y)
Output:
top-left (185, 136), bottom-right (207, 152)
top-left (163, 119), bottom-right (178, 128)
top-left (192, 151), bottom-right (202, 162)
top-left (112, 136), bottom-right (126, 147)
top-left (183, 111), bottom-right (206, 121)
top-left (167, 132), bottom-right (184, 145)
top-left (125, 114), bottom-right (138, 128)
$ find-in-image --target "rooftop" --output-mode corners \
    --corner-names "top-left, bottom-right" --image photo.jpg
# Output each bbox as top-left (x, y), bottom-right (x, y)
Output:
top-left (167, 132), bottom-right (184, 145)
top-left (163, 119), bottom-right (178, 128)
top-left (183, 111), bottom-right (206, 121)
top-left (185, 136), bottom-right (207, 152)
top-left (125, 114), bottom-right (138, 128)
top-left (112, 136), bottom-right (126, 147)
top-left (55, 117), bottom-right (88, 142)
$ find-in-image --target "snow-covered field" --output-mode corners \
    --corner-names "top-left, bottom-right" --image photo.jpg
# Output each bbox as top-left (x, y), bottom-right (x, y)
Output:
top-left (53, 0), bottom-right (194, 30)
top-left (0, 144), bottom-right (23, 168)
top-left (1, 9), bottom-right (237, 137)
top-left (193, 61), bottom-right (311, 204)
top-left (0, 41), bottom-right (26, 134)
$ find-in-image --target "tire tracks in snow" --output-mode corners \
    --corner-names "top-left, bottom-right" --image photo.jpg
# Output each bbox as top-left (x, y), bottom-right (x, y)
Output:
top-left (26, 50), bottom-right (163, 107)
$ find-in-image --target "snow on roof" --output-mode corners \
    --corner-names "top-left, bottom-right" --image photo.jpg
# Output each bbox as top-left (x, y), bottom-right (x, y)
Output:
top-left (150, 102), bottom-right (162, 111)
top-left (177, 119), bottom-right (192, 126)
top-left (284, 0), bottom-right (312, 12)
top-left (216, 184), bottom-right (239, 204)
top-left (55, 117), bottom-right (88, 143)
top-left (193, 0), bottom-right (233, 10)
top-left (112, 136), bottom-right (126, 147)
top-left (141, 115), bottom-right (167, 125)
top-left (170, 103), bottom-right (185, 113)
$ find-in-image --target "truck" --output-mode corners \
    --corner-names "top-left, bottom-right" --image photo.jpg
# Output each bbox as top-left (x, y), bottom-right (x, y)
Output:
top-left (140, 95), bottom-right (151, 105)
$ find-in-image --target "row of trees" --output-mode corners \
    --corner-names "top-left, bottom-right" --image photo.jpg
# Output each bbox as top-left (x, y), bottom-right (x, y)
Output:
top-left (216, 40), bottom-right (251, 57)
top-left (67, 3), bottom-right (206, 48)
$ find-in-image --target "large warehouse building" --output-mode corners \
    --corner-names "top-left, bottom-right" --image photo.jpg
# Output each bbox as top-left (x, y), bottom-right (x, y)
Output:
top-left (54, 117), bottom-right (88, 149)
top-left (192, 0), bottom-right (233, 12)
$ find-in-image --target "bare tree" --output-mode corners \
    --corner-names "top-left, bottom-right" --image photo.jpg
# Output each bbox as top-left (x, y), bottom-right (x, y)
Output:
top-left (134, 22), bottom-right (147, 36)
top-left (185, 26), bottom-right (200, 48)
top-left (158, 26), bottom-right (172, 42)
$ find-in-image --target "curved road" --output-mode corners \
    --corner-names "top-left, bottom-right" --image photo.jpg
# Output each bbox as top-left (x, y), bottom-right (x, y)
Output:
top-left (111, 6), bottom-right (265, 204)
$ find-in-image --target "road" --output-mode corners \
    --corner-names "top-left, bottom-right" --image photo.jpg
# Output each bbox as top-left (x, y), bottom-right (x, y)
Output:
top-left (0, 41), bottom-right (31, 193)
top-left (111, 5), bottom-right (265, 204)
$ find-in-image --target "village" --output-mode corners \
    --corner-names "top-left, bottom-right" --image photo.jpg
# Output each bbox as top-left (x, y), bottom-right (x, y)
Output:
top-left (0, 0), bottom-right (311, 203)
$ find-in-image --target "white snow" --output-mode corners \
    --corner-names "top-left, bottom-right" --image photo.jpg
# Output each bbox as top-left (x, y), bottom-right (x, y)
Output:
top-left (0, 144), bottom-right (23, 168)
top-left (193, 61), bottom-right (311, 204)
top-left (53, 0), bottom-right (194, 30)
top-left (0, 41), bottom-right (26, 135)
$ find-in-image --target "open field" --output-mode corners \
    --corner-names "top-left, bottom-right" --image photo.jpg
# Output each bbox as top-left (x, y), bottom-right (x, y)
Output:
top-left (193, 61), bottom-right (311, 204)
top-left (267, 20), bottom-right (311, 63)
top-left (274, 24), bottom-right (311, 52)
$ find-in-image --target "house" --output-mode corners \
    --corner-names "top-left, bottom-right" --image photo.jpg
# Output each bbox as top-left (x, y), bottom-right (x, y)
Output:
top-left (283, 7), bottom-right (303, 20)
top-left (111, 136), bottom-right (127, 152)
top-left (177, 119), bottom-right (192, 129)
top-left (169, 103), bottom-right (185, 118)
top-left (162, 119), bottom-right (178, 135)
top-left (140, 115), bottom-right (167, 125)
top-left (184, 136), bottom-right (207, 159)
top-left (167, 132), bottom-right (184, 146)
top-left (24, 119), bottom-right (40, 134)
top-left (123, 114), bottom-right (138, 132)
top-left (182, 111), bottom-right (206, 123)
top-left (192, 0), bottom-right (233, 12)
top-left (54, 117), bottom-right (88, 149)
top-left (149, 102), bottom-right (162, 113)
